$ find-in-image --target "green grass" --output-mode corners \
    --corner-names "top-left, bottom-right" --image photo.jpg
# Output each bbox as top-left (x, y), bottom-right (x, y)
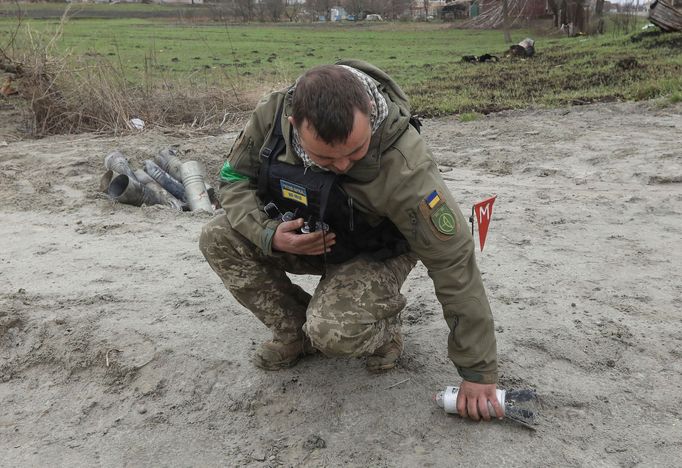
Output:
top-left (1, 7), bottom-right (681, 118)
top-left (0, 2), bottom-right (187, 16)
top-left (2, 18), bottom-right (517, 86)
top-left (459, 112), bottom-right (482, 122)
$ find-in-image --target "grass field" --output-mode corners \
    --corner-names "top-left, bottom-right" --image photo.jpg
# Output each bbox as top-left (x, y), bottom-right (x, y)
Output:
top-left (1, 3), bottom-right (681, 132)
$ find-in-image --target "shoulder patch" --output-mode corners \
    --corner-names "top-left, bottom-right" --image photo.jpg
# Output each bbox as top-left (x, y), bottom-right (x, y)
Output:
top-left (418, 190), bottom-right (457, 241)
top-left (431, 204), bottom-right (457, 236)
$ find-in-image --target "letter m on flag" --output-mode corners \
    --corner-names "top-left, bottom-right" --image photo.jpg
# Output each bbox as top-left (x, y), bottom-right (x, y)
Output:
top-left (472, 195), bottom-right (497, 252)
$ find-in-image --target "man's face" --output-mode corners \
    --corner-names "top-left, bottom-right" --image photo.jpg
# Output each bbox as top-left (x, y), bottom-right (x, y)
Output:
top-left (290, 109), bottom-right (372, 174)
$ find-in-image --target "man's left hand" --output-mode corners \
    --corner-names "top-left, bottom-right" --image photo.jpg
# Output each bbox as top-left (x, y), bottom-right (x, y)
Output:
top-left (456, 380), bottom-right (505, 421)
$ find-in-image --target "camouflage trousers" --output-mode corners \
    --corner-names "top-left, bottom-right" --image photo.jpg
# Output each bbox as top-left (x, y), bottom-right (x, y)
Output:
top-left (199, 213), bottom-right (417, 357)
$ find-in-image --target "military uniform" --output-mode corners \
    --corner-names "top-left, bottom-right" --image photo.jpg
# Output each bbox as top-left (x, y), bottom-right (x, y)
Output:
top-left (200, 60), bottom-right (498, 383)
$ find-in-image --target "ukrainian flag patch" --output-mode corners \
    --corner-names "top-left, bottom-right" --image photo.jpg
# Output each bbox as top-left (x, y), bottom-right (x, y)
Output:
top-left (280, 180), bottom-right (308, 206)
top-left (425, 190), bottom-right (440, 209)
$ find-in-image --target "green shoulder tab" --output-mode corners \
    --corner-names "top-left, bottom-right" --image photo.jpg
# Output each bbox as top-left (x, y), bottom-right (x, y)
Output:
top-left (220, 161), bottom-right (249, 183)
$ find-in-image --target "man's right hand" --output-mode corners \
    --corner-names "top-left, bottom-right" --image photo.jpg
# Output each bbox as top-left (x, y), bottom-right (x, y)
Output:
top-left (456, 381), bottom-right (505, 422)
top-left (272, 218), bottom-right (336, 255)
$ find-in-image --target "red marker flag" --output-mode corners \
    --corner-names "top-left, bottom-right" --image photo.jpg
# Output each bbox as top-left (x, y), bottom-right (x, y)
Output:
top-left (472, 195), bottom-right (497, 251)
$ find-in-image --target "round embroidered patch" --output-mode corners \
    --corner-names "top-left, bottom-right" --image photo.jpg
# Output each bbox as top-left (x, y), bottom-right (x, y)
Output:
top-left (431, 204), bottom-right (457, 236)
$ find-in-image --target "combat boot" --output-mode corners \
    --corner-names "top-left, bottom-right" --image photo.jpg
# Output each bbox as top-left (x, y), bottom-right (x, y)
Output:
top-left (253, 336), bottom-right (317, 371)
top-left (366, 332), bottom-right (403, 372)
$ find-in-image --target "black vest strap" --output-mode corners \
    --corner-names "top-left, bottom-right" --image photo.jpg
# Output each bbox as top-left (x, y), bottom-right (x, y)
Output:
top-left (257, 102), bottom-right (286, 200)
top-left (409, 115), bottom-right (422, 134)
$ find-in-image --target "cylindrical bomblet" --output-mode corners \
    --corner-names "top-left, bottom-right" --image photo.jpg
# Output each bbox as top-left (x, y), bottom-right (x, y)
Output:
top-left (155, 147), bottom-right (184, 182)
top-left (181, 161), bottom-right (213, 213)
top-left (435, 386), bottom-right (505, 417)
top-left (107, 174), bottom-right (171, 208)
top-left (134, 169), bottom-right (184, 212)
top-left (104, 150), bottom-right (138, 181)
top-left (435, 386), bottom-right (538, 427)
top-left (143, 160), bottom-right (186, 202)
top-left (193, 159), bottom-right (218, 208)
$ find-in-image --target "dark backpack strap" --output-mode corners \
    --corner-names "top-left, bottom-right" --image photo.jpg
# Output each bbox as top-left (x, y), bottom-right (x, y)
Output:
top-left (409, 115), bottom-right (422, 134)
top-left (318, 174), bottom-right (338, 222)
top-left (257, 102), bottom-right (286, 200)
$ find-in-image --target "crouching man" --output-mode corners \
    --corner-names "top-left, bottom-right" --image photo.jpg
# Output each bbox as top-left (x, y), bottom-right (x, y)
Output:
top-left (200, 61), bottom-right (503, 421)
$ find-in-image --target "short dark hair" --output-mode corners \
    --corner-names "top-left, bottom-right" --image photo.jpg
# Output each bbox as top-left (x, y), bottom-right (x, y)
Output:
top-left (291, 65), bottom-right (371, 144)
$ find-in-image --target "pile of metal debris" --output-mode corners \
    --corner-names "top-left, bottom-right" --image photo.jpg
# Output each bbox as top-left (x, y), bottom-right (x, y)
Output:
top-left (99, 148), bottom-right (218, 213)
top-left (461, 37), bottom-right (535, 64)
top-left (508, 38), bottom-right (535, 58)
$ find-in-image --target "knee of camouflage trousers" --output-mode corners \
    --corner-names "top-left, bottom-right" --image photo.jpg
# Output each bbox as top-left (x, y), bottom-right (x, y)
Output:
top-left (200, 214), bottom-right (418, 356)
top-left (199, 214), bottom-right (318, 342)
top-left (199, 215), bottom-right (240, 273)
top-left (303, 254), bottom-right (416, 358)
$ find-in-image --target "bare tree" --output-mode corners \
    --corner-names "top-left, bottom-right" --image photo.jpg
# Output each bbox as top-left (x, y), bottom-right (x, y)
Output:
top-left (261, 0), bottom-right (285, 21)
top-left (308, 0), bottom-right (333, 20)
top-left (284, 0), bottom-right (305, 22)
top-left (595, 0), bottom-right (605, 16)
top-left (233, 0), bottom-right (255, 22)
top-left (547, 0), bottom-right (560, 27)
top-left (611, 1), bottom-right (638, 35)
top-left (571, 0), bottom-right (588, 34)
top-left (343, 0), bottom-right (366, 18)
top-left (502, 0), bottom-right (511, 43)
top-left (594, 0), bottom-right (605, 33)
top-left (422, 0), bottom-right (430, 18)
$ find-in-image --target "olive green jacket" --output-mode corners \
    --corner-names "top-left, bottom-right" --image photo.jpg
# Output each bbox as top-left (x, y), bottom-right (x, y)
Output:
top-left (218, 60), bottom-right (498, 384)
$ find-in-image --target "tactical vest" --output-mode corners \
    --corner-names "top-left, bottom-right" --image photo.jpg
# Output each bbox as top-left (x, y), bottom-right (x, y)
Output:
top-left (256, 104), bottom-right (413, 264)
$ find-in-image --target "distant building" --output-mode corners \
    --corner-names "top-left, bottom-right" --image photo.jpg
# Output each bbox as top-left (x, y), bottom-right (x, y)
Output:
top-left (440, 0), bottom-right (475, 20)
top-left (330, 6), bottom-right (349, 21)
top-left (411, 0), bottom-right (448, 18)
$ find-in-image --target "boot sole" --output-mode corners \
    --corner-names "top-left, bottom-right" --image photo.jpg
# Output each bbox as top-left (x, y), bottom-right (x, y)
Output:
top-left (252, 355), bottom-right (301, 371)
top-left (252, 346), bottom-right (318, 371)
top-left (365, 360), bottom-right (398, 373)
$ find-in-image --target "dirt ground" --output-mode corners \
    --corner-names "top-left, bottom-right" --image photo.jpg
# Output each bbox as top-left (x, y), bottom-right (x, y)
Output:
top-left (1, 99), bottom-right (681, 467)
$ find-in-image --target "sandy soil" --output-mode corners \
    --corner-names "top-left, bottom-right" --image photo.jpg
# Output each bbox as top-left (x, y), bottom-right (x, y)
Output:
top-left (1, 100), bottom-right (681, 467)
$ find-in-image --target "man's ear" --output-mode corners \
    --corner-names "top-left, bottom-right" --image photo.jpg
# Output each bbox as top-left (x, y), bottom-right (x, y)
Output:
top-left (287, 116), bottom-right (295, 127)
